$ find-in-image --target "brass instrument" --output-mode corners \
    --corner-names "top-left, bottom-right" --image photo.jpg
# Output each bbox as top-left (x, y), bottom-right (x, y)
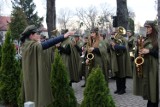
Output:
top-left (86, 36), bottom-right (94, 70)
top-left (134, 35), bottom-right (144, 78)
top-left (112, 26), bottom-right (126, 44)
top-left (110, 26), bottom-right (126, 56)
top-left (86, 37), bottom-right (94, 61)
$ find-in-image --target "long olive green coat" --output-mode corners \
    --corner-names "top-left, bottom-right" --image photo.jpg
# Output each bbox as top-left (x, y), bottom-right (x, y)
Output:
top-left (22, 40), bottom-right (53, 107)
top-left (128, 35), bottom-right (136, 52)
top-left (109, 36), bottom-right (132, 78)
top-left (104, 38), bottom-right (118, 77)
top-left (128, 35), bottom-right (136, 62)
top-left (74, 40), bottom-right (84, 79)
top-left (87, 40), bottom-right (109, 81)
top-left (60, 37), bottom-right (80, 82)
top-left (133, 37), bottom-right (159, 103)
top-left (112, 36), bottom-right (132, 78)
top-left (116, 37), bottom-right (132, 78)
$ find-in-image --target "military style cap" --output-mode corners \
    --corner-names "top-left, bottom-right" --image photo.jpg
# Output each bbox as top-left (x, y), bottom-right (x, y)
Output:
top-left (90, 27), bottom-right (99, 33)
top-left (144, 20), bottom-right (156, 27)
top-left (144, 20), bottom-right (158, 33)
top-left (21, 25), bottom-right (38, 37)
top-left (73, 34), bottom-right (80, 37)
top-left (20, 25), bottom-right (38, 43)
top-left (73, 31), bottom-right (80, 37)
top-left (61, 29), bottom-right (68, 35)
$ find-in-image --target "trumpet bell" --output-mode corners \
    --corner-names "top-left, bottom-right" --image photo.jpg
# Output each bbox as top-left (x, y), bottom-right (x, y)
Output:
top-left (118, 26), bottom-right (126, 35)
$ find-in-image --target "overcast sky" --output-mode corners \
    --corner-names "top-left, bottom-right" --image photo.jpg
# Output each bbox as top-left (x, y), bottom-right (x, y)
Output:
top-left (35, 0), bottom-right (157, 26)
top-left (2, 0), bottom-right (157, 27)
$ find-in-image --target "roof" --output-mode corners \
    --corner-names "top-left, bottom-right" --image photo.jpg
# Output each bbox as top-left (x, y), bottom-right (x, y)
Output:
top-left (0, 16), bottom-right (48, 32)
top-left (0, 16), bottom-right (11, 31)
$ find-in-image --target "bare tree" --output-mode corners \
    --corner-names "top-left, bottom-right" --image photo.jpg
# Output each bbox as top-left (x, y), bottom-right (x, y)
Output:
top-left (75, 6), bottom-right (98, 29)
top-left (116, 0), bottom-right (129, 29)
top-left (98, 3), bottom-right (115, 34)
top-left (46, 0), bottom-right (56, 38)
top-left (99, 3), bottom-right (115, 23)
top-left (57, 8), bottom-right (72, 29)
top-left (128, 8), bottom-right (135, 20)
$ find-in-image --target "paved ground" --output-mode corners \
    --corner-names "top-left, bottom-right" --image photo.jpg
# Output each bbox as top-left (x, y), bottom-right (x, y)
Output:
top-left (0, 78), bottom-right (153, 107)
top-left (72, 78), bottom-right (148, 107)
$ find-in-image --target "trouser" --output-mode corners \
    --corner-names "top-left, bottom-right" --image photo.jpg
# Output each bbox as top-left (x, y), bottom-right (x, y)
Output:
top-left (147, 100), bottom-right (158, 107)
top-left (116, 77), bottom-right (126, 92)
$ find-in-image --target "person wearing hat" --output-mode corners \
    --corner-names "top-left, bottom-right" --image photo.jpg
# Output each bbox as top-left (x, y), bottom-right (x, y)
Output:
top-left (84, 27), bottom-right (109, 83)
top-left (20, 25), bottom-right (74, 107)
top-left (109, 27), bottom-right (132, 95)
top-left (133, 21), bottom-right (159, 107)
top-left (127, 30), bottom-right (136, 73)
top-left (55, 32), bottom-right (82, 86)
top-left (80, 34), bottom-right (89, 87)
top-left (72, 34), bottom-right (83, 81)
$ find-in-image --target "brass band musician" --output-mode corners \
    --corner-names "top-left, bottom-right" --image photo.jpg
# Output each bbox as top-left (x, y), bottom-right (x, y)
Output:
top-left (83, 27), bottom-right (109, 87)
top-left (133, 21), bottom-right (159, 107)
top-left (110, 27), bottom-right (132, 95)
top-left (127, 30), bottom-right (136, 73)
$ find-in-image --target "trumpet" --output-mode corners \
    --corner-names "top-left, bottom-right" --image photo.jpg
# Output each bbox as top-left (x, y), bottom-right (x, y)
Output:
top-left (134, 35), bottom-right (144, 78)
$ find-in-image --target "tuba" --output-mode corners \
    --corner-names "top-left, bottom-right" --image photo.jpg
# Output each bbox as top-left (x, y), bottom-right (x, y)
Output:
top-left (112, 26), bottom-right (126, 44)
top-left (134, 35), bottom-right (144, 78)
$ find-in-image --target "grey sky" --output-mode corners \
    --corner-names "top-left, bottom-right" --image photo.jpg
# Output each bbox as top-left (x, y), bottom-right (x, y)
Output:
top-left (1, 0), bottom-right (157, 26)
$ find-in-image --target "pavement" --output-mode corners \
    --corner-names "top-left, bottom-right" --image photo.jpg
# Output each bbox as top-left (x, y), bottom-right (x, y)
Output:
top-left (72, 78), bottom-right (148, 107)
top-left (0, 78), bottom-right (154, 107)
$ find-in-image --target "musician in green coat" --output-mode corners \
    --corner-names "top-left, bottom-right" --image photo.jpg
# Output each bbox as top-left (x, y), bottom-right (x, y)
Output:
top-left (85, 27), bottom-right (109, 81)
top-left (72, 34), bottom-right (84, 80)
top-left (20, 25), bottom-right (74, 107)
top-left (110, 27), bottom-right (132, 95)
top-left (133, 21), bottom-right (159, 107)
top-left (105, 32), bottom-right (118, 78)
top-left (127, 30), bottom-right (136, 73)
top-left (56, 30), bottom-right (81, 86)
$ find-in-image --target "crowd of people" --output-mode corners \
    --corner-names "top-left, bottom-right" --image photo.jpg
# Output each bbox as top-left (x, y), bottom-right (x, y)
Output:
top-left (20, 20), bottom-right (159, 107)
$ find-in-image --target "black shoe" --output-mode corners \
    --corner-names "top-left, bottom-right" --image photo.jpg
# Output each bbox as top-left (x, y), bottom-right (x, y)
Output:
top-left (81, 84), bottom-right (86, 87)
top-left (118, 90), bottom-right (126, 95)
top-left (114, 90), bottom-right (119, 94)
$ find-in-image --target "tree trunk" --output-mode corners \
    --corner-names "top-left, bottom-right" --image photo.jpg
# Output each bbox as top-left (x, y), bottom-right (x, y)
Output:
top-left (46, 0), bottom-right (56, 38)
top-left (116, 0), bottom-right (128, 30)
top-left (158, 0), bottom-right (160, 104)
